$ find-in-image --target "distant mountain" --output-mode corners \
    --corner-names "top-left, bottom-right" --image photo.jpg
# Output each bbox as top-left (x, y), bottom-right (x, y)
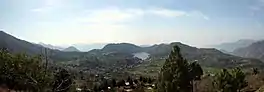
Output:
top-left (214, 39), bottom-right (256, 52)
top-left (63, 46), bottom-right (80, 52)
top-left (73, 43), bottom-right (106, 51)
top-left (233, 40), bottom-right (264, 61)
top-left (38, 42), bottom-right (64, 50)
top-left (139, 45), bottom-right (151, 47)
top-left (0, 31), bottom-right (85, 61)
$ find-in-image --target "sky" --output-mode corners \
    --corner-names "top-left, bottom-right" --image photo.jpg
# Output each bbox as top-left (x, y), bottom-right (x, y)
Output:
top-left (0, 0), bottom-right (264, 47)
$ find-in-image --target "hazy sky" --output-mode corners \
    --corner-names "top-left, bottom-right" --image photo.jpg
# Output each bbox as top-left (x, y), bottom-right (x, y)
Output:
top-left (0, 0), bottom-right (264, 47)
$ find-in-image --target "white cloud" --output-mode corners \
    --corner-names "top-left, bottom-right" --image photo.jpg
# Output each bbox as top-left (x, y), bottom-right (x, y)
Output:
top-left (187, 11), bottom-right (210, 20)
top-left (74, 7), bottom-right (208, 24)
top-left (148, 8), bottom-right (187, 17)
top-left (31, 0), bottom-right (62, 12)
top-left (31, 7), bottom-right (210, 45)
top-left (34, 21), bottom-right (128, 45)
top-left (31, 6), bottom-right (53, 12)
top-left (76, 8), bottom-right (144, 24)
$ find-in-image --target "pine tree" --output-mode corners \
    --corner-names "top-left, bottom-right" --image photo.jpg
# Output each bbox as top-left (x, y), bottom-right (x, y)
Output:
top-left (230, 68), bottom-right (247, 92)
top-left (214, 68), bottom-right (247, 92)
top-left (214, 69), bottom-right (233, 92)
top-left (157, 45), bottom-right (192, 92)
top-left (189, 62), bottom-right (203, 80)
top-left (253, 68), bottom-right (259, 75)
top-left (189, 62), bottom-right (203, 92)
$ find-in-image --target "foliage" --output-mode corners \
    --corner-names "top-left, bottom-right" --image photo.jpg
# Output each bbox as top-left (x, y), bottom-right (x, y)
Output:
top-left (52, 69), bottom-right (73, 92)
top-left (157, 45), bottom-right (203, 92)
top-left (189, 62), bottom-right (203, 81)
top-left (127, 76), bottom-right (133, 86)
top-left (214, 68), bottom-right (247, 92)
top-left (231, 68), bottom-right (247, 91)
top-left (0, 49), bottom-right (53, 91)
top-left (253, 68), bottom-right (259, 75)
top-left (117, 80), bottom-right (125, 87)
top-left (111, 78), bottom-right (117, 87)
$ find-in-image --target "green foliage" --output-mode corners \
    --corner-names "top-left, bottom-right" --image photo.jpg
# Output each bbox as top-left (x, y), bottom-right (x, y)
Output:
top-left (253, 68), bottom-right (259, 75)
top-left (157, 45), bottom-right (203, 92)
top-left (214, 69), bottom-right (234, 92)
top-left (52, 69), bottom-right (73, 92)
top-left (214, 68), bottom-right (247, 92)
top-left (189, 62), bottom-right (203, 81)
top-left (230, 68), bottom-right (247, 91)
top-left (0, 49), bottom-right (53, 91)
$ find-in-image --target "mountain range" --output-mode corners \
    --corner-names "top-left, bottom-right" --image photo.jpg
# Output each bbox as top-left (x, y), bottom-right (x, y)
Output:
top-left (233, 40), bottom-right (264, 61)
top-left (0, 30), bottom-right (264, 69)
top-left (38, 42), bottom-right (65, 50)
top-left (72, 43), bottom-right (106, 51)
top-left (213, 39), bottom-right (256, 52)
top-left (63, 46), bottom-right (80, 52)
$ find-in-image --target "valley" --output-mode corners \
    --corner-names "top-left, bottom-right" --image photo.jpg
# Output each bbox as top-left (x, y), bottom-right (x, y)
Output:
top-left (1, 30), bottom-right (264, 92)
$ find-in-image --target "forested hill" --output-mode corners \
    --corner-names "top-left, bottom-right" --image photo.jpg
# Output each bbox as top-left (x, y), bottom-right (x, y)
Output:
top-left (0, 31), bottom-right (86, 61)
top-left (141, 42), bottom-right (264, 68)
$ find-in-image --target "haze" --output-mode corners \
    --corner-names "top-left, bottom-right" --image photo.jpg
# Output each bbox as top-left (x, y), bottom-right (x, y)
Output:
top-left (0, 0), bottom-right (264, 47)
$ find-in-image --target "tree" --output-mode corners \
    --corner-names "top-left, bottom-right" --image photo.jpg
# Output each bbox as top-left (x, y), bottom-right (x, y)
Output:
top-left (127, 76), bottom-right (133, 86)
top-left (189, 62), bottom-right (203, 92)
top-left (189, 62), bottom-right (203, 80)
top-left (52, 69), bottom-right (73, 92)
top-left (230, 68), bottom-right (247, 92)
top-left (117, 80), bottom-right (125, 87)
top-left (214, 69), bottom-right (233, 92)
top-left (101, 79), bottom-right (109, 90)
top-left (214, 68), bottom-right (247, 92)
top-left (139, 76), bottom-right (143, 82)
top-left (253, 68), bottom-right (259, 75)
top-left (0, 50), bottom-right (53, 91)
top-left (142, 77), bottom-right (148, 83)
top-left (147, 77), bottom-right (153, 84)
top-left (111, 79), bottom-right (117, 87)
top-left (157, 45), bottom-right (192, 92)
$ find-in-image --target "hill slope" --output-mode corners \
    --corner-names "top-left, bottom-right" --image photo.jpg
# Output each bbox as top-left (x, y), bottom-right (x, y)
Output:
top-left (0, 31), bottom-right (44, 55)
top-left (0, 31), bottom-right (85, 61)
top-left (102, 43), bottom-right (142, 54)
top-left (214, 39), bottom-right (255, 52)
top-left (38, 42), bottom-right (65, 50)
top-left (63, 46), bottom-right (80, 52)
top-left (233, 40), bottom-right (264, 61)
top-left (143, 42), bottom-right (264, 68)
